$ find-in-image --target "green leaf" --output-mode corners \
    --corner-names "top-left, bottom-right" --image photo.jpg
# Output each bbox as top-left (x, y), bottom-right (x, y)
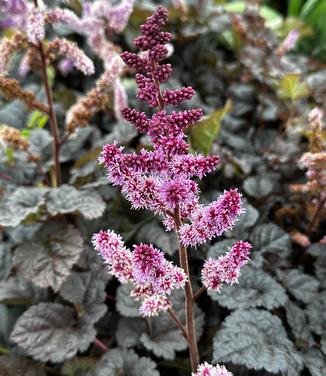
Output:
top-left (223, 1), bottom-right (283, 29)
top-left (225, 201), bottom-right (259, 239)
top-left (210, 267), bottom-right (287, 310)
top-left (5, 147), bottom-right (14, 163)
top-left (91, 348), bottom-right (159, 376)
top-left (20, 129), bottom-right (31, 138)
top-left (308, 243), bottom-right (326, 288)
top-left (288, 0), bottom-right (304, 16)
top-left (116, 318), bottom-right (146, 348)
top-left (27, 111), bottom-right (49, 130)
top-left (13, 223), bottom-right (83, 291)
top-left (0, 355), bottom-right (46, 376)
top-left (190, 100), bottom-right (232, 155)
top-left (11, 303), bottom-right (96, 363)
top-left (208, 239), bottom-right (236, 259)
top-left (213, 309), bottom-right (303, 375)
top-left (277, 73), bottom-right (309, 102)
top-left (46, 185), bottom-right (106, 220)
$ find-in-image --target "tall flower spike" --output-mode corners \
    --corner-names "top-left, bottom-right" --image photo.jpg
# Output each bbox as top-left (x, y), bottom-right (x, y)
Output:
top-left (95, 6), bottom-right (250, 321)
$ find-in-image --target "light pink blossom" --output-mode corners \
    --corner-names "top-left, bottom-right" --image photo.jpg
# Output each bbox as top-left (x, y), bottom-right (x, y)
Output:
top-left (202, 241), bottom-right (251, 291)
top-left (193, 362), bottom-right (233, 376)
top-left (26, 5), bottom-right (45, 45)
top-left (139, 295), bottom-right (171, 317)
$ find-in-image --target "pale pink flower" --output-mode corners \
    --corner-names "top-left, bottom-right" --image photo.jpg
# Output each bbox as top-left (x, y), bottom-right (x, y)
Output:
top-left (26, 5), bottom-right (45, 45)
top-left (179, 189), bottom-right (244, 247)
top-left (202, 241), bottom-right (251, 291)
top-left (308, 107), bottom-right (323, 128)
top-left (139, 295), bottom-right (171, 317)
top-left (51, 38), bottom-right (95, 75)
top-left (113, 78), bottom-right (128, 120)
top-left (193, 362), bottom-right (233, 376)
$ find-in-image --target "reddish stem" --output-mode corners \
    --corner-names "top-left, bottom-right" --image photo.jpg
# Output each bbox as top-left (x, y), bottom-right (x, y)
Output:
top-left (193, 286), bottom-right (206, 301)
top-left (174, 207), bottom-right (199, 372)
top-left (33, 0), bottom-right (61, 186)
top-left (167, 307), bottom-right (188, 340)
top-left (94, 338), bottom-right (109, 352)
top-left (306, 196), bottom-right (326, 236)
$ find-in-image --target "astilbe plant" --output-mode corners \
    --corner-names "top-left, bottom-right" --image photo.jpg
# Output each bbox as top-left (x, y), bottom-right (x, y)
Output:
top-left (93, 7), bottom-right (251, 372)
top-left (290, 107), bottom-right (326, 244)
top-left (0, 0), bottom-right (134, 186)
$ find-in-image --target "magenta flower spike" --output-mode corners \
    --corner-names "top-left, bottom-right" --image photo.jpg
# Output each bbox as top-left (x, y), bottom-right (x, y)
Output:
top-left (94, 6), bottom-right (251, 369)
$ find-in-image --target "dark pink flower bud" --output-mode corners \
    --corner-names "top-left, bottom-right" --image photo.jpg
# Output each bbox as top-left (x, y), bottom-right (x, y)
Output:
top-left (120, 51), bottom-right (144, 71)
top-left (163, 87), bottom-right (196, 105)
top-left (121, 107), bottom-right (149, 133)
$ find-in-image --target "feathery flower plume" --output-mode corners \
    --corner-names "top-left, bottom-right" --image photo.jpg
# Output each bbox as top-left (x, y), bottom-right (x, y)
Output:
top-left (65, 57), bottom-right (124, 134)
top-left (277, 29), bottom-right (300, 56)
top-left (26, 4), bottom-right (45, 45)
top-left (113, 78), bottom-right (128, 120)
top-left (48, 38), bottom-right (94, 76)
top-left (202, 241), bottom-right (251, 291)
top-left (0, 0), bottom-right (28, 30)
top-left (192, 362), bottom-right (233, 376)
top-left (139, 295), bottom-right (171, 317)
top-left (0, 32), bottom-right (28, 76)
top-left (46, 8), bottom-right (85, 33)
top-left (94, 6), bottom-right (250, 318)
top-left (291, 108), bottom-right (325, 197)
top-left (92, 0), bottom-right (136, 33)
top-left (92, 229), bottom-right (186, 316)
top-left (179, 189), bottom-right (243, 247)
top-left (0, 125), bottom-right (29, 150)
top-left (0, 76), bottom-right (49, 113)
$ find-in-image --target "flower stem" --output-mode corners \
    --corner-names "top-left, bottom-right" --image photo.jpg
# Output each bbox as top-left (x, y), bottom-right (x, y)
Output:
top-left (167, 307), bottom-right (188, 340)
top-left (33, 0), bottom-right (61, 187)
top-left (305, 196), bottom-right (326, 236)
top-left (174, 207), bottom-right (199, 372)
top-left (94, 338), bottom-right (109, 352)
top-left (193, 286), bottom-right (206, 301)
